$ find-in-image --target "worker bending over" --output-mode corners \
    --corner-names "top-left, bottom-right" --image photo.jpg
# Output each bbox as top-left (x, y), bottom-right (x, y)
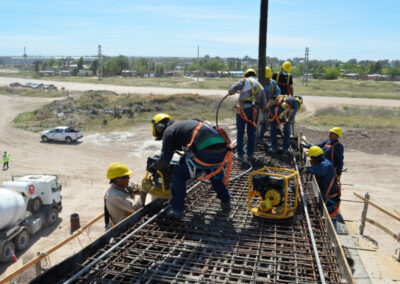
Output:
top-left (306, 146), bottom-right (341, 230)
top-left (104, 162), bottom-right (142, 229)
top-left (304, 127), bottom-right (344, 181)
top-left (143, 113), bottom-right (232, 219)
top-left (272, 61), bottom-right (294, 96)
top-left (228, 68), bottom-right (266, 161)
top-left (258, 66), bottom-right (281, 143)
top-left (268, 95), bottom-right (303, 153)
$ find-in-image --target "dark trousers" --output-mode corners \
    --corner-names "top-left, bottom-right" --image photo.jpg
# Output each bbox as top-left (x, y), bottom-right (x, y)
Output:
top-left (236, 107), bottom-right (256, 158)
top-left (3, 162), bottom-right (8, 170)
top-left (170, 150), bottom-right (230, 213)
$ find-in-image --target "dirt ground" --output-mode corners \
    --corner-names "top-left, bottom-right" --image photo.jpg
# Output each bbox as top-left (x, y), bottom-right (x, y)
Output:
top-left (0, 78), bottom-right (399, 283)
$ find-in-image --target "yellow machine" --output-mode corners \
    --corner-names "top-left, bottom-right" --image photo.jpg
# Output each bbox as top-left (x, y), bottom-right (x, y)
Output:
top-left (248, 167), bottom-right (299, 219)
top-left (142, 155), bottom-right (178, 199)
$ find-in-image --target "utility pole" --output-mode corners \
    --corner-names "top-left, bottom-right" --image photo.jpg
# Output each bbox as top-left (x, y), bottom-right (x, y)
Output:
top-left (258, 0), bottom-right (268, 87)
top-left (197, 45), bottom-right (199, 82)
top-left (302, 47), bottom-right (309, 86)
top-left (98, 45), bottom-right (103, 81)
top-left (23, 46), bottom-right (27, 78)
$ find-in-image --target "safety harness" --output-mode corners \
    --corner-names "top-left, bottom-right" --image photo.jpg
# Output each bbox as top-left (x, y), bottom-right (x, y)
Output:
top-left (185, 121), bottom-right (232, 185)
top-left (276, 72), bottom-right (292, 95)
top-left (324, 176), bottom-right (341, 218)
top-left (238, 78), bottom-right (261, 128)
top-left (104, 197), bottom-right (115, 228)
top-left (268, 95), bottom-right (288, 125)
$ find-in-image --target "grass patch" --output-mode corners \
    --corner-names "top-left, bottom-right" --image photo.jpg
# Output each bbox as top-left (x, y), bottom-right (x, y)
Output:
top-left (300, 106), bottom-right (400, 129)
top-left (0, 86), bottom-right (64, 98)
top-left (13, 91), bottom-right (237, 132)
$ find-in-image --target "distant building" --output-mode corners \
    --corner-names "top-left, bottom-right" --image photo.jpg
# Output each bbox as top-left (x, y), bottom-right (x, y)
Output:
top-left (366, 74), bottom-right (390, 81)
top-left (78, 69), bottom-right (94, 77)
top-left (60, 70), bottom-right (71, 77)
top-left (342, 73), bottom-right (360, 80)
top-left (122, 70), bottom-right (136, 77)
top-left (38, 70), bottom-right (55, 77)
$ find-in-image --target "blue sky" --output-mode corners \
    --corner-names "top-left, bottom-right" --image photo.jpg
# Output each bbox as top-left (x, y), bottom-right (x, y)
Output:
top-left (0, 0), bottom-right (399, 61)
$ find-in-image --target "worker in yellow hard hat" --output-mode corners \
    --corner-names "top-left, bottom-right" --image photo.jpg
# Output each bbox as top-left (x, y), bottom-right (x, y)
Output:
top-left (304, 127), bottom-right (344, 180)
top-left (258, 67), bottom-right (281, 143)
top-left (146, 113), bottom-right (232, 219)
top-left (104, 162), bottom-right (142, 229)
top-left (272, 61), bottom-right (294, 96)
top-left (305, 146), bottom-right (341, 230)
top-left (228, 68), bottom-right (266, 161)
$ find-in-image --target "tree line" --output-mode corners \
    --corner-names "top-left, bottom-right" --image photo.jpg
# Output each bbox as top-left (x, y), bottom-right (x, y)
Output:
top-left (30, 55), bottom-right (400, 79)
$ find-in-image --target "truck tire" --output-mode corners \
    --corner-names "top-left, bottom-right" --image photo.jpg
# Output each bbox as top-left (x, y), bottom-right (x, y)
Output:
top-left (46, 208), bottom-right (59, 227)
top-left (14, 229), bottom-right (30, 251)
top-left (41, 135), bottom-right (49, 142)
top-left (66, 137), bottom-right (72, 144)
top-left (31, 197), bottom-right (42, 213)
top-left (0, 241), bottom-right (15, 263)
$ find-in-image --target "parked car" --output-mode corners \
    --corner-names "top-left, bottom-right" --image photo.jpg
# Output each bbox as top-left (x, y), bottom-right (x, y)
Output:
top-left (9, 82), bottom-right (22, 88)
top-left (40, 126), bottom-right (83, 143)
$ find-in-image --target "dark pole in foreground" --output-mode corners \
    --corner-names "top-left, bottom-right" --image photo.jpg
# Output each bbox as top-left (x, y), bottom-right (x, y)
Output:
top-left (258, 0), bottom-right (269, 87)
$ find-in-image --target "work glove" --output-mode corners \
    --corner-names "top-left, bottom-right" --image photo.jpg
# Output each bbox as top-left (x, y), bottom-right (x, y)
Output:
top-left (228, 90), bottom-right (235, 96)
top-left (141, 178), bottom-right (154, 193)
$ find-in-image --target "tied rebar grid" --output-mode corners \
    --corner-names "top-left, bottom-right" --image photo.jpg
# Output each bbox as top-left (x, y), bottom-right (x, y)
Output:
top-left (66, 147), bottom-right (342, 284)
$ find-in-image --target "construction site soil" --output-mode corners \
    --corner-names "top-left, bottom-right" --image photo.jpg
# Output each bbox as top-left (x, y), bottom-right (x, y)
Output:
top-left (0, 78), bottom-right (399, 283)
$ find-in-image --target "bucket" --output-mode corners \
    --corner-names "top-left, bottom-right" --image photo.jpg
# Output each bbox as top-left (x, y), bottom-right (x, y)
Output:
top-left (70, 213), bottom-right (80, 233)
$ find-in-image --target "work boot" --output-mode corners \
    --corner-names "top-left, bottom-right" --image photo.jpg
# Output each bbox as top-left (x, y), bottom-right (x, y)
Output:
top-left (220, 200), bottom-right (231, 211)
top-left (268, 148), bottom-right (277, 154)
top-left (166, 208), bottom-right (184, 219)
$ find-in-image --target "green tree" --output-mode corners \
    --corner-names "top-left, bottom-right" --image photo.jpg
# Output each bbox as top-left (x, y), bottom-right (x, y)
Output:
top-left (78, 57), bottom-right (84, 70)
top-left (90, 59), bottom-right (98, 75)
top-left (104, 55), bottom-right (129, 75)
top-left (155, 65), bottom-right (164, 77)
top-left (324, 67), bottom-right (340, 79)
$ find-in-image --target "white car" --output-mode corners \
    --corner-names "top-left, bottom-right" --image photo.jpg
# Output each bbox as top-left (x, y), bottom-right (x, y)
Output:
top-left (40, 126), bottom-right (83, 143)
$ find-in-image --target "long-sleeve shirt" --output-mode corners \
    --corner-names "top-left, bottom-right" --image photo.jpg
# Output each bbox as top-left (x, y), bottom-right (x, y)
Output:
top-left (229, 77), bottom-right (266, 110)
top-left (156, 120), bottom-right (226, 170)
top-left (307, 159), bottom-right (338, 201)
top-left (105, 184), bottom-right (142, 225)
top-left (264, 79), bottom-right (281, 101)
top-left (306, 139), bottom-right (344, 176)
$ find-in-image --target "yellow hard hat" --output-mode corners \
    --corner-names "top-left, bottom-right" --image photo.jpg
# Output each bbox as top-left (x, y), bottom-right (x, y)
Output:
top-left (295, 95), bottom-right (303, 111)
top-left (244, 68), bottom-right (256, 78)
top-left (106, 162), bottom-right (132, 180)
top-left (265, 67), bottom-right (272, 79)
top-left (152, 113), bottom-right (173, 138)
top-left (282, 61), bottom-right (292, 73)
top-left (329, 127), bottom-right (342, 137)
top-left (308, 146), bottom-right (324, 158)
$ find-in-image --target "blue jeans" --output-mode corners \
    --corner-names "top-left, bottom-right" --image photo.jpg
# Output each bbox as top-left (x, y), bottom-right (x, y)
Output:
top-left (236, 106), bottom-right (256, 158)
top-left (170, 150), bottom-right (230, 213)
top-left (269, 121), bottom-right (291, 151)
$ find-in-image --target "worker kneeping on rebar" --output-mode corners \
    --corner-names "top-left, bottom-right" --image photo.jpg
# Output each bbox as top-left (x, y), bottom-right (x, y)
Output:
top-left (306, 146), bottom-right (341, 230)
top-left (143, 113), bottom-right (232, 219)
top-left (104, 162), bottom-right (142, 230)
top-left (268, 95), bottom-right (303, 154)
top-left (228, 68), bottom-right (266, 161)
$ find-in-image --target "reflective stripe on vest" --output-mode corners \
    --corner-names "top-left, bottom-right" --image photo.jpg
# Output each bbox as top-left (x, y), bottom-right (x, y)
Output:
top-left (244, 77), bottom-right (261, 102)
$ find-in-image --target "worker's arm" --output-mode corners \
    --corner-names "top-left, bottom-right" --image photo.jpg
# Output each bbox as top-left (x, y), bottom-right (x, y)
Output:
top-left (307, 163), bottom-right (328, 177)
top-left (273, 80), bottom-right (281, 96)
top-left (155, 130), bottom-right (175, 170)
top-left (110, 191), bottom-right (142, 214)
top-left (289, 76), bottom-right (294, 96)
top-left (334, 143), bottom-right (344, 176)
top-left (228, 79), bottom-right (246, 95)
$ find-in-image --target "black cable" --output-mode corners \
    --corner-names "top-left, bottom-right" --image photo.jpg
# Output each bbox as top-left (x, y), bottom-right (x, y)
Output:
top-left (215, 93), bottom-right (230, 128)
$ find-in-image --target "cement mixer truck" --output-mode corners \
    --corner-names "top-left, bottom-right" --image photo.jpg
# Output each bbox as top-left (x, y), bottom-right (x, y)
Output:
top-left (0, 175), bottom-right (62, 263)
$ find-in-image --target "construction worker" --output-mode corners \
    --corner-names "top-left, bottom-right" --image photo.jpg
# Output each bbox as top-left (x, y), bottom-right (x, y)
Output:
top-left (228, 68), bottom-right (266, 161)
top-left (143, 113), bottom-right (232, 219)
top-left (268, 95), bottom-right (303, 153)
top-left (306, 146), bottom-right (341, 230)
top-left (272, 61), bottom-right (294, 96)
top-left (304, 127), bottom-right (344, 181)
top-left (258, 66), bottom-right (281, 143)
top-left (104, 162), bottom-right (142, 229)
top-left (3, 151), bottom-right (9, 170)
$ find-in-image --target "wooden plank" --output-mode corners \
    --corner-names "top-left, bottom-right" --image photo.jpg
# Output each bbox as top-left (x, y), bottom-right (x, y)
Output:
top-left (353, 192), bottom-right (400, 222)
top-left (365, 218), bottom-right (400, 242)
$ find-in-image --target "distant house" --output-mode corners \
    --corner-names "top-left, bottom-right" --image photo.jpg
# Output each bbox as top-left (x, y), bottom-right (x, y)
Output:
top-left (230, 71), bottom-right (245, 78)
top-left (342, 73), bottom-right (360, 80)
top-left (78, 69), bottom-right (93, 77)
top-left (122, 70), bottom-right (136, 77)
top-left (39, 70), bottom-right (55, 77)
top-left (367, 74), bottom-right (390, 81)
top-left (60, 70), bottom-right (71, 77)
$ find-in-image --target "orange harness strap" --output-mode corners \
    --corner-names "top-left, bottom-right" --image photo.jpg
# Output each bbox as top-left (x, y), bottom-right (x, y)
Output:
top-left (268, 107), bottom-right (283, 125)
top-left (276, 72), bottom-right (292, 95)
top-left (325, 176), bottom-right (341, 218)
top-left (238, 105), bottom-right (258, 128)
top-left (324, 141), bottom-right (339, 161)
top-left (187, 121), bottom-right (233, 186)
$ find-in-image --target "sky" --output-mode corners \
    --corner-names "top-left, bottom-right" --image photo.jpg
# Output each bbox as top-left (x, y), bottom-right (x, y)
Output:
top-left (0, 0), bottom-right (399, 61)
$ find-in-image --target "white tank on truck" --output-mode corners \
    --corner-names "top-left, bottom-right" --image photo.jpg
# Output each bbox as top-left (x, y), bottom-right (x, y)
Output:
top-left (0, 174), bottom-right (62, 263)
